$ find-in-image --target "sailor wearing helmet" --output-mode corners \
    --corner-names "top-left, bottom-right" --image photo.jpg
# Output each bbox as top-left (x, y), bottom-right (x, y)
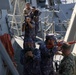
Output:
top-left (39, 34), bottom-right (59, 75)
top-left (23, 38), bottom-right (41, 75)
top-left (58, 43), bottom-right (75, 75)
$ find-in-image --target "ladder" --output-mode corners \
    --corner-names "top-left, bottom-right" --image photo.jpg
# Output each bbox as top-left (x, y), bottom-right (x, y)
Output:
top-left (8, 0), bottom-right (25, 36)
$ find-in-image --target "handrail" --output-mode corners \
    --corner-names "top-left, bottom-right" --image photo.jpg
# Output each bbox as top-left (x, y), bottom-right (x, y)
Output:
top-left (39, 18), bottom-right (68, 40)
top-left (8, 14), bottom-right (22, 17)
top-left (0, 40), bottom-right (19, 75)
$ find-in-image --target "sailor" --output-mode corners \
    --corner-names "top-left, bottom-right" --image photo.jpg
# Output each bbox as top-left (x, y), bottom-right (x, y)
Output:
top-left (30, 6), bottom-right (41, 37)
top-left (23, 2), bottom-right (32, 16)
top-left (39, 34), bottom-right (59, 75)
top-left (58, 43), bottom-right (75, 75)
top-left (22, 16), bottom-right (35, 42)
top-left (23, 38), bottom-right (41, 75)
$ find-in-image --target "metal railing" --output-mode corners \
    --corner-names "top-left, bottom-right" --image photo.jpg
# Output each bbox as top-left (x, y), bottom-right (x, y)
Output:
top-left (39, 16), bottom-right (69, 40)
top-left (7, 15), bottom-right (68, 41)
top-left (7, 0), bottom-right (23, 36)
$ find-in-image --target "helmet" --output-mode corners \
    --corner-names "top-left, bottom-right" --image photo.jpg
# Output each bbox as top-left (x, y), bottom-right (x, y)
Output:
top-left (46, 34), bottom-right (57, 42)
top-left (31, 6), bottom-right (36, 9)
top-left (45, 34), bottom-right (57, 49)
top-left (24, 38), bottom-right (34, 52)
top-left (25, 16), bottom-right (31, 20)
top-left (61, 43), bottom-right (71, 51)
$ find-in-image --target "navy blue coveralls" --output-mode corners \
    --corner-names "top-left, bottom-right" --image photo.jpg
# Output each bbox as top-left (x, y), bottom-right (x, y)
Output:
top-left (39, 42), bottom-right (57, 75)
